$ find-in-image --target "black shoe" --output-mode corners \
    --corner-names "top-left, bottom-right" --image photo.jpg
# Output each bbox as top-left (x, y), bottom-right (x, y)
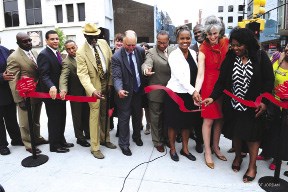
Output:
top-left (35, 138), bottom-right (49, 146)
top-left (26, 148), bottom-right (42, 154)
top-left (170, 150), bottom-right (179, 162)
top-left (77, 139), bottom-right (90, 147)
top-left (133, 138), bottom-right (143, 146)
top-left (195, 143), bottom-right (203, 153)
top-left (120, 147), bottom-right (132, 156)
top-left (0, 147), bottom-right (11, 155)
top-left (62, 142), bottom-right (74, 148)
top-left (11, 140), bottom-right (24, 146)
top-left (50, 147), bottom-right (69, 153)
top-left (180, 149), bottom-right (196, 161)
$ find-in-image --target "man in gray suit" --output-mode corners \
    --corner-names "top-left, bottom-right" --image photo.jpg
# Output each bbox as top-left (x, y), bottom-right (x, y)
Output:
top-left (7, 32), bottom-right (48, 154)
top-left (112, 30), bottom-right (145, 156)
top-left (142, 30), bottom-right (174, 153)
top-left (59, 40), bottom-right (90, 147)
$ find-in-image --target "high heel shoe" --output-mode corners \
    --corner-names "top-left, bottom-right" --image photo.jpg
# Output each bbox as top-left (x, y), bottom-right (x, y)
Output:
top-left (232, 158), bottom-right (243, 172)
top-left (243, 166), bottom-right (257, 183)
top-left (212, 147), bottom-right (227, 161)
top-left (204, 153), bottom-right (214, 169)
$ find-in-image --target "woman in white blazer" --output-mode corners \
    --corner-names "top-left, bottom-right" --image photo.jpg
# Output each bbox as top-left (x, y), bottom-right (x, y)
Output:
top-left (165, 25), bottom-right (201, 162)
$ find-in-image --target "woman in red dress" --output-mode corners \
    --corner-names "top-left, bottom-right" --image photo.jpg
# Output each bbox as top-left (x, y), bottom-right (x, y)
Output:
top-left (195, 15), bottom-right (229, 169)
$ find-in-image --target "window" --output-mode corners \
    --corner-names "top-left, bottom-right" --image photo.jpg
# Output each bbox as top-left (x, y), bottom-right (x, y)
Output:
top-left (228, 16), bottom-right (233, 23)
top-left (66, 4), bottom-right (74, 22)
top-left (218, 6), bottom-right (223, 12)
top-left (238, 5), bottom-right (244, 12)
top-left (25, 0), bottom-right (42, 25)
top-left (228, 5), bottom-right (233, 12)
top-left (77, 3), bottom-right (85, 21)
top-left (55, 5), bottom-right (63, 23)
top-left (238, 16), bottom-right (243, 22)
top-left (3, 0), bottom-right (19, 27)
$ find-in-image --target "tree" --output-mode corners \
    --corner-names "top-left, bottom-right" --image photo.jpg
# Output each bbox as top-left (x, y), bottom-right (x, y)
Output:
top-left (55, 28), bottom-right (66, 53)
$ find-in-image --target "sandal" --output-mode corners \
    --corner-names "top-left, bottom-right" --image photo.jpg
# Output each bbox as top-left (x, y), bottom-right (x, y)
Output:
top-left (243, 166), bottom-right (257, 183)
top-left (232, 158), bottom-right (243, 172)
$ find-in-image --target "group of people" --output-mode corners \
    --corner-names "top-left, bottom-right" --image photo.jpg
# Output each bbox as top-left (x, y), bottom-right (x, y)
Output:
top-left (1, 15), bottom-right (288, 183)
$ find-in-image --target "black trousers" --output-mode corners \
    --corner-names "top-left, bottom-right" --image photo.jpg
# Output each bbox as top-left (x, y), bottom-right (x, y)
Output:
top-left (44, 99), bottom-right (66, 149)
top-left (0, 102), bottom-right (22, 148)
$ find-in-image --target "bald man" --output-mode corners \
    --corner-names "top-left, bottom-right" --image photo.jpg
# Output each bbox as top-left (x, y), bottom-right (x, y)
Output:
top-left (7, 32), bottom-right (48, 154)
top-left (112, 30), bottom-right (145, 156)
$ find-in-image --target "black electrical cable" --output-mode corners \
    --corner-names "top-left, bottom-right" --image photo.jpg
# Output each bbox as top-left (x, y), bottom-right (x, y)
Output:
top-left (120, 146), bottom-right (168, 192)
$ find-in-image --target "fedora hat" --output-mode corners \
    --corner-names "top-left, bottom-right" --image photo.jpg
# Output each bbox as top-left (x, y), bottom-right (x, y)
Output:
top-left (83, 23), bottom-right (101, 36)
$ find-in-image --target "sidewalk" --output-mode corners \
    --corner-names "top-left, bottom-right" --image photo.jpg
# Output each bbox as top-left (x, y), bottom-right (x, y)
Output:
top-left (0, 104), bottom-right (287, 192)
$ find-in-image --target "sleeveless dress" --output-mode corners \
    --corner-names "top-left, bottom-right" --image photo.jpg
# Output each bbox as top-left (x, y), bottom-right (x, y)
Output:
top-left (200, 37), bottom-right (229, 119)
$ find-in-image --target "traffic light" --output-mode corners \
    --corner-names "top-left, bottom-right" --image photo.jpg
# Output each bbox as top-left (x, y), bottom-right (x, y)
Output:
top-left (246, 22), bottom-right (260, 39)
top-left (253, 0), bottom-right (266, 18)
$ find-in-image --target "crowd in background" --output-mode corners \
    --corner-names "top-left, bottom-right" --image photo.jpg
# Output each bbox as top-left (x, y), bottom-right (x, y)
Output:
top-left (1, 14), bottom-right (288, 182)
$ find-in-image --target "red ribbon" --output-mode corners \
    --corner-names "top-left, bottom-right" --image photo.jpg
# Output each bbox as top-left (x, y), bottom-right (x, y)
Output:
top-left (16, 77), bottom-right (97, 103)
top-left (144, 85), bottom-right (201, 112)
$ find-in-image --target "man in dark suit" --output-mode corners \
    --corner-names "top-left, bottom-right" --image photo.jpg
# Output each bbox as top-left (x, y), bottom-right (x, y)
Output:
top-left (37, 30), bottom-right (74, 153)
top-left (112, 30), bottom-right (145, 156)
top-left (141, 30), bottom-right (174, 153)
top-left (190, 24), bottom-right (205, 153)
top-left (0, 44), bottom-right (23, 155)
top-left (7, 32), bottom-right (48, 154)
top-left (59, 40), bottom-right (90, 147)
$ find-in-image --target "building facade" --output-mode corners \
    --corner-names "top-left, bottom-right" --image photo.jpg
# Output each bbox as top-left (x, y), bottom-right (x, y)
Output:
top-left (0, 0), bottom-right (114, 52)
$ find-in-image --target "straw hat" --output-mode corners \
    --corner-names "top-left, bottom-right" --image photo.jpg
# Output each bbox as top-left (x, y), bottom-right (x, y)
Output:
top-left (82, 23), bottom-right (101, 36)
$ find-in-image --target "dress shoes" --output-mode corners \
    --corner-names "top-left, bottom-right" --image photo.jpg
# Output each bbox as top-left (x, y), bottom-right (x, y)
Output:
top-left (11, 140), bottom-right (24, 146)
top-left (62, 142), bottom-right (74, 148)
top-left (195, 143), bottom-right (203, 153)
top-left (91, 150), bottom-right (104, 159)
top-left (120, 147), bottom-right (132, 156)
top-left (132, 138), bottom-right (143, 146)
top-left (204, 153), bottom-right (214, 169)
top-left (180, 149), bottom-right (196, 161)
top-left (26, 148), bottom-right (42, 154)
top-left (77, 139), bottom-right (90, 147)
top-left (35, 138), bottom-right (49, 145)
top-left (100, 142), bottom-right (117, 149)
top-left (50, 147), bottom-right (70, 153)
top-left (155, 145), bottom-right (165, 153)
top-left (0, 147), bottom-right (11, 155)
top-left (170, 150), bottom-right (179, 162)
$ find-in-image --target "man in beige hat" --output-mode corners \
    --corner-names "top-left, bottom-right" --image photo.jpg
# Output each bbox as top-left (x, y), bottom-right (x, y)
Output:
top-left (77, 23), bottom-right (116, 159)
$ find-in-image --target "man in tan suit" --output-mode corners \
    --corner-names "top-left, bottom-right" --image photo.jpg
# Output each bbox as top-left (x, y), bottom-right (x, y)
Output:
top-left (59, 40), bottom-right (90, 147)
top-left (77, 23), bottom-right (116, 159)
top-left (141, 30), bottom-right (174, 153)
top-left (7, 32), bottom-right (48, 153)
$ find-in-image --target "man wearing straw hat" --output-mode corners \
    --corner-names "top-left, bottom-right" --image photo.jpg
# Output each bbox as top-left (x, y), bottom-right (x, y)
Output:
top-left (77, 23), bottom-right (116, 159)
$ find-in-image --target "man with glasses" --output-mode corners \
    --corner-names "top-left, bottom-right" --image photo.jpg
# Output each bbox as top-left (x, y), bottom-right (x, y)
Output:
top-left (77, 23), bottom-right (116, 159)
top-left (141, 30), bottom-right (174, 152)
top-left (7, 32), bottom-right (48, 154)
top-left (112, 30), bottom-right (145, 156)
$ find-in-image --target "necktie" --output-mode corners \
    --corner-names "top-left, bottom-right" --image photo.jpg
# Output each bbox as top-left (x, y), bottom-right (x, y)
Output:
top-left (129, 53), bottom-right (139, 92)
top-left (56, 51), bottom-right (62, 64)
top-left (93, 46), bottom-right (105, 79)
top-left (27, 52), bottom-right (36, 63)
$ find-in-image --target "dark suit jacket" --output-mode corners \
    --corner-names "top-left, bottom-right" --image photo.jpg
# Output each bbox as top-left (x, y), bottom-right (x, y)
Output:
top-left (0, 45), bottom-right (14, 106)
top-left (59, 55), bottom-right (86, 96)
top-left (191, 43), bottom-right (199, 53)
top-left (37, 47), bottom-right (62, 93)
top-left (111, 46), bottom-right (145, 106)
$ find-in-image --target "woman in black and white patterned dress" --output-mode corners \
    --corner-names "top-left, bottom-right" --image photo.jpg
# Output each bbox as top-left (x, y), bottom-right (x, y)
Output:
top-left (202, 28), bottom-right (274, 183)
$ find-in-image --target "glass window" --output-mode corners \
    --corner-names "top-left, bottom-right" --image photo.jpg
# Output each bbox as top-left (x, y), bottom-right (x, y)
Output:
top-left (66, 4), bottom-right (74, 22)
top-left (25, 0), bottom-right (42, 25)
top-left (55, 5), bottom-right (63, 23)
top-left (228, 5), bottom-right (233, 12)
top-left (238, 16), bottom-right (243, 22)
top-left (228, 16), bottom-right (233, 23)
top-left (3, 0), bottom-right (19, 27)
top-left (77, 3), bottom-right (85, 21)
top-left (238, 5), bottom-right (244, 12)
top-left (218, 6), bottom-right (223, 12)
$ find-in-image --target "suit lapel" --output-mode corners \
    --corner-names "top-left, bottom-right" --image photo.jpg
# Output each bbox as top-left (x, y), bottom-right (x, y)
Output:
top-left (121, 48), bottom-right (132, 75)
top-left (156, 48), bottom-right (167, 61)
top-left (18, 48), bottom-right (37, 69)
top-left (84, 42), bottom-right (98, 71)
